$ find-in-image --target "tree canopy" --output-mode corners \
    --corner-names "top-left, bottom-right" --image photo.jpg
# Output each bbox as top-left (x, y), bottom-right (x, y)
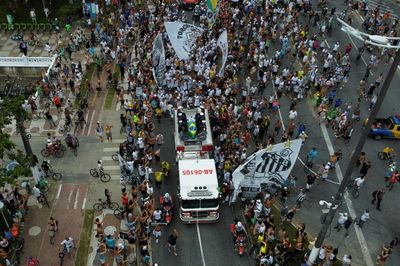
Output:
top-left (0, 96), bottom-right (32, 186)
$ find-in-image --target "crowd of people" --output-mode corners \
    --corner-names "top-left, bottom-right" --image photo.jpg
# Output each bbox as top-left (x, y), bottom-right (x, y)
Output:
top-left (4, 0), bottom-right (400, 265)
top-left (87, 0), bottom-right (400, 265)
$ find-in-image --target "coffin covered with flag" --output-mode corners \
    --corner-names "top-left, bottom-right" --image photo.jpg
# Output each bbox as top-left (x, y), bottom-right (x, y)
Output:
top-left (231, 139), bottom-right (302, 202)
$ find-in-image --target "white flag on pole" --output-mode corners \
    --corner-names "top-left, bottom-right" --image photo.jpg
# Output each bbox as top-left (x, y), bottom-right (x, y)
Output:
top-left (152, 33), bottom-right (166, 87)
top-left (231, 139), bottom-right (303, 202)
top-left (217, 30), bottom-right (228, 77)
top-left (164, 22), bottom-right (203, 60)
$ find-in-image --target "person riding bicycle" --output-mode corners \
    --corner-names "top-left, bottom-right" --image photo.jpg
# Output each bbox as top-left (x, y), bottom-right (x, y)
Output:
top-left (104, 189), bottom-right (112, 204)
top-left (60, 236), bottom-right (74, 254)
top-left (98, 160), bottom-right (103, 172)
top-left (48, 217), bottom-right (58, 243)
top-left (382, 146), bottom-right (395, 159)
top-left (27, 256), bottom-right (40, 266)
top-left (307, 148), bottom-right (318, 165)
top-left (41, 160), bottom-right (50, 173)
top-left (64, 108), bottom-right (72, 126)
top-left (65, 134), bottom-right (78, 148)
top-left (353, 176), bottom-right (365, 189)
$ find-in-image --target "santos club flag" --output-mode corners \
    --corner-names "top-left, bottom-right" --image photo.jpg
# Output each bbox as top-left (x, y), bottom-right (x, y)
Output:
top-left (152, 33), bottom-right (166, 87)
top-left (217, 30), bottom-right (228, 77)
top-left (231, 139), bottom-right (303, 202)
top-left (206, 0), bottom-right (221, 28)
top-left (164, 22), bottom-right (203, 60)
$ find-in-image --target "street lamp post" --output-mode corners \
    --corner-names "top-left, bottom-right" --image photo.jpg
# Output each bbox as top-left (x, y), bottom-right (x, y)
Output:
top-left (307, 20), bottom-right (400, 264)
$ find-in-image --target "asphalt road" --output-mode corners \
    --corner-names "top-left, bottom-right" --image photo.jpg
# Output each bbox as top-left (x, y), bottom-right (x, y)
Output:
top-left (270, 1), bottom-right (400, 265)
top-left (9, 1), bottom-right (400, 265)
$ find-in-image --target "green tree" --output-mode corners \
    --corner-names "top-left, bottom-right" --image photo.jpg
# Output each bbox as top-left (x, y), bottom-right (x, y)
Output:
top-left (0, 96), bottom-right (32, 186)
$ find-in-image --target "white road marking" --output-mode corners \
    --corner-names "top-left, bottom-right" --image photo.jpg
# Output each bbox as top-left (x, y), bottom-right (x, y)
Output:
top-left (269, 34), bottom-right (374, 264)
top-left (88, 111), bottom-right (96, 136)
top-left (110, 174), bottom-right (121, 180)
top-left (102, 165), bottom-right (120, 171)
top-left (74, 189), bottom-right (80, 210)
top-left (56, 183), bottom-right (62, 200)
top-left (67, 188), bottom-right (74, 210)
top-left (103, 147), bottom-right (119, 152)
top-left (196, 223), bottom-right (206, 266)
top-left (320, 123), bottom-right (374, 266)
top-left (101, 156), bottom-right (115, 161)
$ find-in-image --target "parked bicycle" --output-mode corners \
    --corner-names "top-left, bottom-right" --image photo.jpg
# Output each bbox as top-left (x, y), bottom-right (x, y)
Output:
top-left (89, 168), bottom-right (111, 182)
top-left (93, 198), bottom-right (119, 211)
top-left (27, 39), bottom-right (43, 47)
top-left (38, 193), bottom-right (50, 208)
top-left (347, 180), bottom-right (360, 198)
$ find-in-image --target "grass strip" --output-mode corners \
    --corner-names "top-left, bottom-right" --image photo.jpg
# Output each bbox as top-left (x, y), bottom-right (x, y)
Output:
top-left (75, 209), bottom-right (95, 266)
top-left (104, 64), bottom-right (120, 110)
top-left (74, 63), bottom-right (95, 108)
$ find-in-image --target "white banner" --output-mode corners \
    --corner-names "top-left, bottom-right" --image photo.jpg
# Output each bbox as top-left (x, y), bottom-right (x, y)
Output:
top-left (217, 30), bottom-right (228, 77)
top-left (231, 139), bottom-right (303, 202)
top-left (164, 22), bottom-right (203, 60)
top-left (152, 33), bottom-right (166, 87)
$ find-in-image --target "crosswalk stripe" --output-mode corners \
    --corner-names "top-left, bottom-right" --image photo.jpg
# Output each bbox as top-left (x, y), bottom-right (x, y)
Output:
top-left (101, 156), bottom-right (115, 161)
top-left (103, 147), bottom-right (119, 152)
top-left (103, 165), bottom-right (120, 171)
top-left (110, 174), bottom-right (120, 180)
top-left (366, 0), bottom-right (399, 19)
top-left (113, 139), bottom-right (126, 144)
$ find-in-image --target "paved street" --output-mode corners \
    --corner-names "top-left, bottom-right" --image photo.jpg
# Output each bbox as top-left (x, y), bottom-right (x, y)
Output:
top-left (3, 0), bottom-right (400, 266)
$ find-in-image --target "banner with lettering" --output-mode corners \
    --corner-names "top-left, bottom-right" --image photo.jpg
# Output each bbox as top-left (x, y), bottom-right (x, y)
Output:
top-left (217, 30), bottom-right (228, 77)
top-left (164, 22), bottom-right (203, 60)
top-left (206, 0), bottom-right (221, 28)
top-left (152, 33), bottom-right (166, 87)
top-left (231, 139), bottom-right (303, 202)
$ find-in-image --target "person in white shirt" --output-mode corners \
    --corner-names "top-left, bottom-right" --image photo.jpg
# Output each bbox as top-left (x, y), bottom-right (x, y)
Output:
top-left (288, 109), bottom-right (298, 121)
top-left (354, 176), bottom-right (365, 188)
top-left (334, 212), bottom-right (348, 231)
top-left (60, 237), bottom-right (74, 253)
top-left (357, 209), bottom-right (370, 228)
top-left (32, 185), bottom-right (42, 201)
top-left (342, 254), bottom-right (352, 266)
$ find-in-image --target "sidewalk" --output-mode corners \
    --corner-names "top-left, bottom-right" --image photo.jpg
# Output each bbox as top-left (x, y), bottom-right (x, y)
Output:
top-left (22, 182), bottom-right (88, 266)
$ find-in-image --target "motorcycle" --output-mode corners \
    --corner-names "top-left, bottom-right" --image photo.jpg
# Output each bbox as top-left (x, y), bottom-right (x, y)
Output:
top-left (230, 222), bottom-right (247, 256)
top-left (235, 234), bottom-right (247, 256)
top-left (160, 195), bottom-right (173, 225)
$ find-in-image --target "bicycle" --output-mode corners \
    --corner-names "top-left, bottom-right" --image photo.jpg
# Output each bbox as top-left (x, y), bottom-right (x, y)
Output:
top-left (347, 180), bottom-right (360, 198)
top-left (93, 198), bottom-right (119, 211)
top-left (28, 39), bottom-right (44, 47)
top-left (42, 168), bottom-right (62, 181)
top-left (89, 168), bottom-right (111, 182)
top-left (58, 244), bottom-right (67, 266)
top-left (58, 122), bottom-right (71, 134)
top-left (41, 146), bottom-right (64, 158)
top-left (38, 193), bottom-right (50, 208)
top-left (114, 206), bottom-right (126, 220)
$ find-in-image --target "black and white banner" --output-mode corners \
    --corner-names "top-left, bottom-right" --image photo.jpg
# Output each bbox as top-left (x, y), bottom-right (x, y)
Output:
top-left (164, 22), bottom-right (203, 60)
top-left (217, 30), bottom-right (228, 77)
top-left (152, 33), bottom-right (166, 87)
top-left (231, 139), bottom-right (302, 202)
